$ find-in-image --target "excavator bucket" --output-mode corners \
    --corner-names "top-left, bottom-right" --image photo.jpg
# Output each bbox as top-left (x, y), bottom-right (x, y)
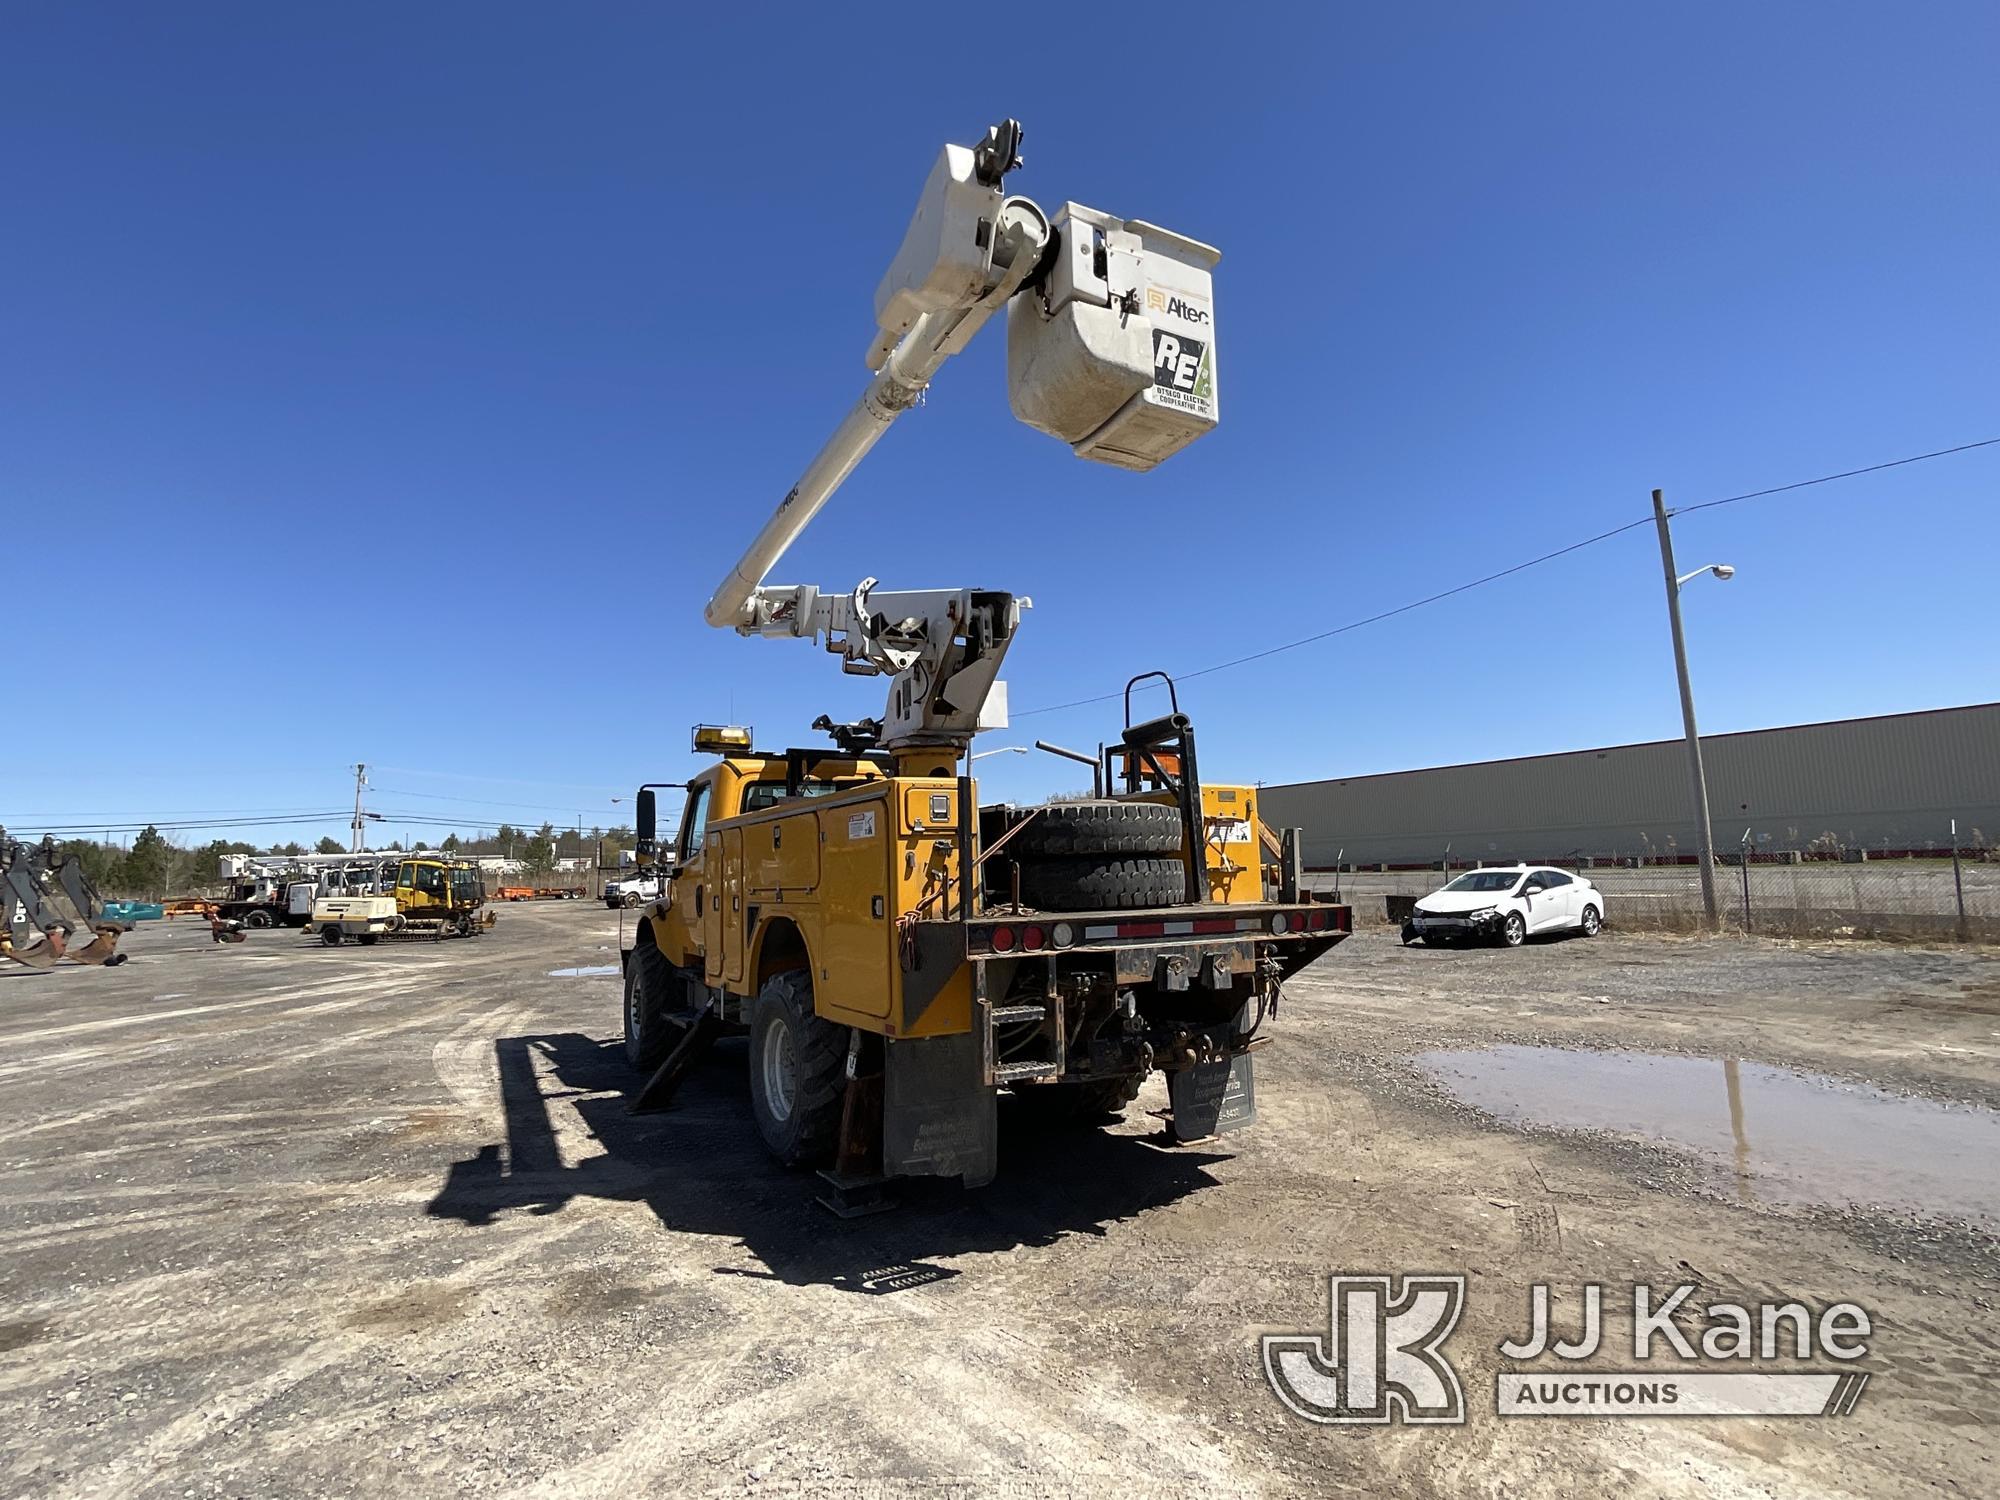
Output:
top-left (64, 924), bottom-right (126, 966)
top-left (2, 928), bottom-right (67, 970)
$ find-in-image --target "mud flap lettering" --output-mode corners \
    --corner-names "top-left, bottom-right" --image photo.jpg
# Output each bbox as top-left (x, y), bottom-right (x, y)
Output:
top-left (1168, 1052), bottom-right (1256, 1142)
top-left (883, 1032), bottom-right (997, 1187)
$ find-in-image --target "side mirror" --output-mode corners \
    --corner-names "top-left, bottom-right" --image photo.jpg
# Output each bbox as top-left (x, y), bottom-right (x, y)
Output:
top-left (1523, 883), bottom-right (1543, 897)
top-left (635, 789), bottom-right (656, 859)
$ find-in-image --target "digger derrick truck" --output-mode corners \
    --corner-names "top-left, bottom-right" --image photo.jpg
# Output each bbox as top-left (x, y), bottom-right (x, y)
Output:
top-left (619, 120), bottom-right (1349, 1208)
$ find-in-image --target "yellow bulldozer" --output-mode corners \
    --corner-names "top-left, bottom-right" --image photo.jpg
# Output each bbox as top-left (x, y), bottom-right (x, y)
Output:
top-left (310, 856), bottom-right (494, 946)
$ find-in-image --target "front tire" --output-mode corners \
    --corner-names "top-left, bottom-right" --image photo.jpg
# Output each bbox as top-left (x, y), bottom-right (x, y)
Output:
top-left (1579, 904), bottom-right (1601, 937)
top-left (622, 938), bottom-right (678, 1071)
top-left (1500, 912), bottom-right (1527, 947)
top-left (747, 968), bottom-right (846, 1168)
top-left (244, 909), bottom-right (273, 929)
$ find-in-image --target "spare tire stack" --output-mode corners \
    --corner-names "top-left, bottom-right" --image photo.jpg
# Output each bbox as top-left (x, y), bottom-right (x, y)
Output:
top-left (989, 801), bottom-right (1189, 911)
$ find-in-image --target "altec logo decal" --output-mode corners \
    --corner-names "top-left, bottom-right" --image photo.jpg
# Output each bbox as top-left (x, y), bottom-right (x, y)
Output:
top-left (1145, 285), bottom-right (1210, 325)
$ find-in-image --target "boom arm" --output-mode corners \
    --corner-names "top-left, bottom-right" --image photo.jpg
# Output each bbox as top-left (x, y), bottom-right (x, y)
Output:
top-left (699, 119), bottom-right (1218, 757)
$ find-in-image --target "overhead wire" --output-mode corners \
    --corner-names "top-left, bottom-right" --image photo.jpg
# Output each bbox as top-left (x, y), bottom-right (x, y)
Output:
top-left (1015, 435), bottom-right (2000, 719)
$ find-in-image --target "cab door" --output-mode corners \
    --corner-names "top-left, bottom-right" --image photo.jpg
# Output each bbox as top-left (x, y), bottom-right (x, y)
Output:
top-left (666, 781), bottom-right (715, 974)
top-left (1529, 870), bottom-right (1573, 931)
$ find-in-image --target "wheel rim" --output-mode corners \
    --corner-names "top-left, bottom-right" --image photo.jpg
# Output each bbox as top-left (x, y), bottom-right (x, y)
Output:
top-left (760, 1017), bottom-right (798, 1123)
top-left (1583, 906), bottom-right (1600, 934)
top-left (626, 968), bottom-right (645, 1038)
top-left (1505, 915), bottom-right (1525, 945)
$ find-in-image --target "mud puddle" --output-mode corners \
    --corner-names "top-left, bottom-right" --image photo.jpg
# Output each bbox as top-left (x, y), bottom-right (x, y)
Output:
top-left (1417, 1045), bottom-right (1999, 1222)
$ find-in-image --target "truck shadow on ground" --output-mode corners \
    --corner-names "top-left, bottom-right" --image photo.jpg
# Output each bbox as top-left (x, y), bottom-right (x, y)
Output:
top-left (426, 1032), bottom-right (1230, 1294)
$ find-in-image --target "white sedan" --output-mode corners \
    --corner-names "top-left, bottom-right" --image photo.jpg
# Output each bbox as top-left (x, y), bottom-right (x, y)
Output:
top-left (1401, 865), bottom-right (1603, 948)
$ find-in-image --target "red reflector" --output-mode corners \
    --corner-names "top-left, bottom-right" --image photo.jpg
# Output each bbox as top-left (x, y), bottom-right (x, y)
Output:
top-left (1304, 909), bottom-right (1324, 930)
top-left (991, 925), bottom-right (1017, 952)
top-left (1021, 924), bottom-right (1046, 950)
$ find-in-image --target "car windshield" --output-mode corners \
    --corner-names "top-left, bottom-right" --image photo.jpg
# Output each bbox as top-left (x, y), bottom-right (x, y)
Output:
top-left (1442, 871), bottom-right (1523, 893)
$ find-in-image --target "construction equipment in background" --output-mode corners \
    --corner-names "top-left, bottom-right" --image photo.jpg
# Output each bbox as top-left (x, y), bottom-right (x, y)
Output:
top-left (1, 830), bottom-right (130, 969)
top-left (309, 855), bottom-right (494, 946)
top-left (495, 884), bottom-right (587, 902)
top-left (620, 119), bottom-right (1350, 1210)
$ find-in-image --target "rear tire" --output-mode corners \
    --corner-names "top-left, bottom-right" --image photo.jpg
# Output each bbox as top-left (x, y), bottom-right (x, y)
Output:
top-left (1012, 1073), bottom-right (1145, 1126)
top-left (244, 909), bottom-right (273, 929)
top-left (747, 968), bottom-right (846, 1168)
top-left (622, 891), bottom-right (642, 909)
top-left (1018, 856), bottom-right (1185, 912)
top-left (1579, 904), bottom-right (1601, 937)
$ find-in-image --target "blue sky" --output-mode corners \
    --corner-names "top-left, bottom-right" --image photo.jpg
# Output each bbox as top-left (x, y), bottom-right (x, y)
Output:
top-left (4, 3), bottom-right (1995, 847)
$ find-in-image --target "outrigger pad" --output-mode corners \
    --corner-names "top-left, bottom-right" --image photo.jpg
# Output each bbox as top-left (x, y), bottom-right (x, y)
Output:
top-left (882, 1032), bottom-right (996, 1188)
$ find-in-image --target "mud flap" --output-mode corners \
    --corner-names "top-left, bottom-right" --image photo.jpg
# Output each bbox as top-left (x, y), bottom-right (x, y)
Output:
top-left (1167, 1052), bottom-right (1256, 1143)
top-left (882, 1032), bottom-right (997, 1188)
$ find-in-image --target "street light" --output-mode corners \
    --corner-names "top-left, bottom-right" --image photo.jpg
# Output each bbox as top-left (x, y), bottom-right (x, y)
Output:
top-left (1651, 488), bottom-right (1737, 930)
top-left (969, 745), bottom-right (1029, 762)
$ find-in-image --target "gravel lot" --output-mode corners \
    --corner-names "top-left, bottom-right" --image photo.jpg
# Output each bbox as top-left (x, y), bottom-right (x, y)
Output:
top-left (2, 906), bottom-right (1995, 1498)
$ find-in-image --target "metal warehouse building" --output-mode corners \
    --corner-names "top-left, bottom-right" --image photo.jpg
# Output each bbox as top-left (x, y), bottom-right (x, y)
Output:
top-left (1260, 703), bottom-right (2000, 868)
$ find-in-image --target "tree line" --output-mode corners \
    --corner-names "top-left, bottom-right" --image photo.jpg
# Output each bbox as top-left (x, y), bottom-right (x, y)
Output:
top-left (45, 822), bottom-right (637, 899)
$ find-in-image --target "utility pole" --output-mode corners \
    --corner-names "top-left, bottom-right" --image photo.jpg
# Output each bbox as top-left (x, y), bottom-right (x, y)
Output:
top-left (350, 763), bottom-right (368, 854)
top-left (1651, 490), bottom-right (1720, 929)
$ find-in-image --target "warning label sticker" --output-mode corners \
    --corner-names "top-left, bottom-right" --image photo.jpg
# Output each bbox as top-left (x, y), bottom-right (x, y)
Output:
top-left (847, 811), bottom-right (877, 840)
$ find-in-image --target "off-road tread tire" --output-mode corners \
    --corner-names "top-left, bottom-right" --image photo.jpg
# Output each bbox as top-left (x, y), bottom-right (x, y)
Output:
top-left (622, 935), bottom-right (679, 1071)
top-left (748, 968), bottom-right (847, 1168)
top-left (1018, 855), bottom-right (1185, 912)
top-left (1011, 801), bottom-right (1183, 859)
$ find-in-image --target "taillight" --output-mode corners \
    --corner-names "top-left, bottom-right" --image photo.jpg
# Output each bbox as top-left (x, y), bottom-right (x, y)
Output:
top-left (1270, 912), bottom-right (1291, 935)
top-left (990, 924), bottom-right (1017, 952)
top-left (1050, 921), bottom-right (1076, 948)
top-left (1021, 924), bottom-right (1046, 950)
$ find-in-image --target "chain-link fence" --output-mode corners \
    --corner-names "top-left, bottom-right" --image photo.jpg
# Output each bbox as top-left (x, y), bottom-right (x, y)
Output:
top-left (1306, 830), bottom-right (2000, 942)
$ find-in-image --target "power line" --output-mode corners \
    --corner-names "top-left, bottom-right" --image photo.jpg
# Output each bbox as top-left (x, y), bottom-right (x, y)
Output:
top-left (9, 813), bottom-right (351, 837)
top-left (1016, 434), bottom-right (2000, 719)
top-left (374, 787), bottom-right (615, 816)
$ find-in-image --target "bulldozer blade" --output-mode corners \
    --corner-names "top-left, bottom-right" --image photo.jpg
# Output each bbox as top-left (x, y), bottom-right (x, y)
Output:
top-left (65, 926), bottom-right (125, 966)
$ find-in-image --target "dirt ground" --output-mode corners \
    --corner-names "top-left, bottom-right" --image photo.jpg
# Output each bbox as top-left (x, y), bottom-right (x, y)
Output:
top-left (2, 906), bottom-right (1994, 1498)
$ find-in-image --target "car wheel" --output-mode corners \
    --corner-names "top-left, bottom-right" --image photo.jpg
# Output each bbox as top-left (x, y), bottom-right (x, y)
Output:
top-left (1579, 904), bottom-right (1601, 937)
top-left (623, 891), bottom-right (642, 909)
top-left (1400, 923), bottom-right (1418, 945)
top-left (1500, 912), bottom-right (1526, 946)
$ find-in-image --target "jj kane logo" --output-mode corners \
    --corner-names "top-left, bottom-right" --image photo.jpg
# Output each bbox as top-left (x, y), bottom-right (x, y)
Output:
top-left (1264, 1276), bottom-right (1873, 1425)
top-left (1263, 1275), bottom-right (1468, 1424)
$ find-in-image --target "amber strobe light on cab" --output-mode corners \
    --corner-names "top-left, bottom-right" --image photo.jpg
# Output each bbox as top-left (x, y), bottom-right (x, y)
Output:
top-left (691, 724), bottom-right (755, 754)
